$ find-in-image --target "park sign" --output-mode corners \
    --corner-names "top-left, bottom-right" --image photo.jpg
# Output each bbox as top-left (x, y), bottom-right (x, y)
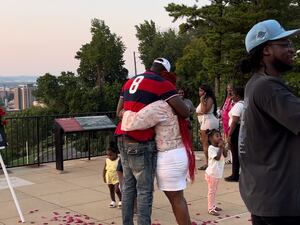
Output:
top-left (55, 115), bottom-right (116, 133)
top-left (54, 115), bottom-right (116, 171)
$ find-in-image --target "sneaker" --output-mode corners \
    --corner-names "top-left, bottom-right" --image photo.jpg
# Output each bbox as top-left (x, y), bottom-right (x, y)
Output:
top-left (118, 201), bottom-right (122, 208)
top-left (208, 209), bottom-right (220, 216)
top-left (109, 201), bottom-right (116, 208)
top-left (224, 175), bottom-right (239, 182)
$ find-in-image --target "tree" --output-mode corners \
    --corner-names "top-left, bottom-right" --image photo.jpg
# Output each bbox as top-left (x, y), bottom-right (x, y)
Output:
top-left (33, 73), bottom-right (63, 112)
top-left (135, 20), bottom-right (191, 71)
top-left (166, 0), bottom-right (300, 100)
top-left (75, 19), bottom-right (127, 90)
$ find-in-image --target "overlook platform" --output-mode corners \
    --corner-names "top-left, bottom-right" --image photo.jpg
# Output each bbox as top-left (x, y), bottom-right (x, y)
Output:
top-left (0, 153), bottom-right (250, 225)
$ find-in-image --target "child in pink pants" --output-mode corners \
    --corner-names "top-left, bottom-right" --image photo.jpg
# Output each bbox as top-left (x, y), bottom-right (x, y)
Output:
top-left (205, 129), bottom-right (228, 216)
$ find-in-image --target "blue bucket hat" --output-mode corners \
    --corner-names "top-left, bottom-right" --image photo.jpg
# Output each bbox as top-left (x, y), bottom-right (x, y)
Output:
top-left (245, 19), bottom-right (300, 53)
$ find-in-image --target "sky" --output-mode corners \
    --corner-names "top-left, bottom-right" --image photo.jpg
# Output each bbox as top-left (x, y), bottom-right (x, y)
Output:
top-left (0, 0), bottom-right (210, 77)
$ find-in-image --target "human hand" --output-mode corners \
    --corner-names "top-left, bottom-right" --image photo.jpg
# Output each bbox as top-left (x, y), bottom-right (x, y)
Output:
top-left (227, 136), bottom-right (232, 145)
top-left (200, 93), bottom-right (206, 102)
top-left (118, 109), bottom-right (125, 119)
top-left (218, 140), bottom-right (225, 149)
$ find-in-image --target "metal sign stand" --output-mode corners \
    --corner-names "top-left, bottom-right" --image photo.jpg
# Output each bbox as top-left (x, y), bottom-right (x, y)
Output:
top-left (0, 147), bottom-right (25, 223)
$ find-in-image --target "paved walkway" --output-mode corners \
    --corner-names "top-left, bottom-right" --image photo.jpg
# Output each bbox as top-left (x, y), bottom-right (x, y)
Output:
top-left (0, 153), bottom-right (251, 225)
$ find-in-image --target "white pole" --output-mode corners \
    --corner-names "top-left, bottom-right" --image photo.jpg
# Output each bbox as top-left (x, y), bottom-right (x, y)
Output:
top-left (0, 151), bottom-right (25, 223)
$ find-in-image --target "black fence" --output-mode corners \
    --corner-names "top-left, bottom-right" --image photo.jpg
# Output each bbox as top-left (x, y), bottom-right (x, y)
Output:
top-left (1, 112), bottom-right (201, 168)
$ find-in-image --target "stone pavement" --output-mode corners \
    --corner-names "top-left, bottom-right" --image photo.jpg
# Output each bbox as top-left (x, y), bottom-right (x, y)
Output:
top-left (0, 153), bottom-right (251, 225)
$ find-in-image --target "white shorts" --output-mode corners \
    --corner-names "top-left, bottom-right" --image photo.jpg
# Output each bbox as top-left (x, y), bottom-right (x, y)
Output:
top-left (156, 147), bottom-right (188, 191)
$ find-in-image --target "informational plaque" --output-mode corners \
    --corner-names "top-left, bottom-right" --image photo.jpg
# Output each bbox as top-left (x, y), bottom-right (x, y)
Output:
top-left (55, 115), bottom-right (116, 133)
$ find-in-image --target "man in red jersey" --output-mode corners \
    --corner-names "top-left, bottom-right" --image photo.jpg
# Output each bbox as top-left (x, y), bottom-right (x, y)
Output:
top-left (115, 58), bottom-right (189, 225)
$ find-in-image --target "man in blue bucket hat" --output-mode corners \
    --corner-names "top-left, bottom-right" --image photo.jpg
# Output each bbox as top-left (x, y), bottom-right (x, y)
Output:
top-left (237, 19), bottom-right (300, 225)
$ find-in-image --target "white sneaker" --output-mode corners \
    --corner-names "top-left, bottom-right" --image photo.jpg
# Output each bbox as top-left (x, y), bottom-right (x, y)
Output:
top-left (118, 201), bottom-right (122, 208)
top-left (109, 201), bottom-right (116, 208)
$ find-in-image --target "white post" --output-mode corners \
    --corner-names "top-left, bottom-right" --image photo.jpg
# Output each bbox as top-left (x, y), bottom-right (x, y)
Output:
top-left (0, 151), bottom-right (25, 223)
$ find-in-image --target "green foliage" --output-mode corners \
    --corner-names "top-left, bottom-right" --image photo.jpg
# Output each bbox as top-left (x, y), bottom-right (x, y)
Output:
top-left (165, 0), bottom-right (300, 102)
top-left (75, 19), bottom-right (127, 89)
top-left (135, 20), bottom-right (191, 71)
top-left (32, 19), bottom-right (129, 114)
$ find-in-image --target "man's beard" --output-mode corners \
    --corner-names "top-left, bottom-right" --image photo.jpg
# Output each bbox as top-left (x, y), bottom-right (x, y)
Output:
top-left (273, 57), bottom-right (293, 73)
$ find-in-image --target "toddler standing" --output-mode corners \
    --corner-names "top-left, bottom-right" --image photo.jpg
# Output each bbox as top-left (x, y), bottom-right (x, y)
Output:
top-left (205, 129), bottom-right (227, 216)
top-left (103, 142), bottom-right (122, 208)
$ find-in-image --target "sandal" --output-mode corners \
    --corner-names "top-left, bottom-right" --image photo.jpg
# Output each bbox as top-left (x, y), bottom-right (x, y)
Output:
top-left (215, 206), bottom-right (222, 211)
top-left (198, 164), bottom-right (208, 170)
top-left (208, 209), bottom-right (220, 216)
top-left (109, 201), bottom-right (116, 208)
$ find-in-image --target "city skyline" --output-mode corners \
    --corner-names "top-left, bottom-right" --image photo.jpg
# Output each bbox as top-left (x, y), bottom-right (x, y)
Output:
top-left (0, 0), bottom-right (209, 77)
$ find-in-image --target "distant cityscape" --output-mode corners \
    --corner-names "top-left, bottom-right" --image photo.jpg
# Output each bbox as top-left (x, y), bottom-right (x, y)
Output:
top-left (0, 76), bottom-right (39, 111)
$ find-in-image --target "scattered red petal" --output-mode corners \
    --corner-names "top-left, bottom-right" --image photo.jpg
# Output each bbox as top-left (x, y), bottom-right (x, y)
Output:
top-left (191, 222), bottom-right (197, 225)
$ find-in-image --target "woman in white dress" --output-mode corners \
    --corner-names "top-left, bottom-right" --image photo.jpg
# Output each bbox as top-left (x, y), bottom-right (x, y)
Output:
top-left (196, 84), bottom-right (219, 170)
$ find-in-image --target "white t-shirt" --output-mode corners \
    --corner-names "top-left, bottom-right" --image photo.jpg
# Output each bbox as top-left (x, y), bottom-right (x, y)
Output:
top-left (205, 145), bottom-right (225, 178)
top-left (228, 100), bottom-right (244, 126)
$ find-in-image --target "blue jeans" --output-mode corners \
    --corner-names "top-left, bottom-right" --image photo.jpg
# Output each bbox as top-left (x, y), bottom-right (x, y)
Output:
top-left (118, 137), bottom-right (157, 225)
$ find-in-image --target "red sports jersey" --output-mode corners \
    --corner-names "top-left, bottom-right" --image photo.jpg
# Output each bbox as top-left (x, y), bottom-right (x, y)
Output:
top-left (115, 71), bottom-right (177, 141)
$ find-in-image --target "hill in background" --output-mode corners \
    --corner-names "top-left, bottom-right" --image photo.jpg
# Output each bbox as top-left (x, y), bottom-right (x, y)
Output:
top-left (0, 76), bottom-right (38, 87)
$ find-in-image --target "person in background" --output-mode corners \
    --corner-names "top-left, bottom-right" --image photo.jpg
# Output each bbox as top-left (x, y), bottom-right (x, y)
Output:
top-left (224, 86), bottom-right (244, 182)
top-left (178, 88), bottom-right (195, 122)
top-left (220, 84), bottom-right (234, 140)
top-left (103, 142), bottom-right (122, 208)
top-left (220, 84), bottom-right (234, 164)
top-left (237, 19), bottom-right (300, 224)
top-left (196, 84), bottom-right (219, 170)
top-left (115, 57), bottom-right (189, 225)
top-left (205, 129), bottom-right (227, 216)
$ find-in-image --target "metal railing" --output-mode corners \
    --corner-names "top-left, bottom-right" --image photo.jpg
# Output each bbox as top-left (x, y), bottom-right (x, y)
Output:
top-left (1, 112), bottom-right (117, 168)
top-left (1, 112), bottom-right (201, 168)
